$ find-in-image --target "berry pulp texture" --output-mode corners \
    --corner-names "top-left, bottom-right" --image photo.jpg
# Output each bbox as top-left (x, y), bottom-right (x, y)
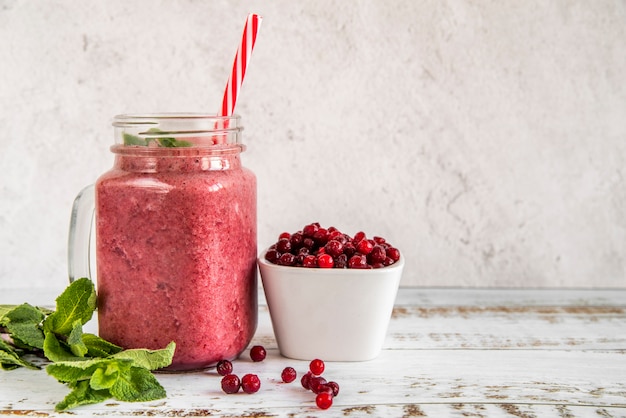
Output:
top-left (96, 148), bottom-right (257, 371)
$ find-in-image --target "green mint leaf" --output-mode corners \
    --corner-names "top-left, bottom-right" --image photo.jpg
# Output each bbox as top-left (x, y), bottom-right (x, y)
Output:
top-left (110, 341), bottom-right (176, 371)
top-left (89, 361), bottom-right (130, 390)
top-left (82, 333), bottom-right (123, 358)
top-left (109, 365), bottom-right (166, 402)
top-left (123, 133), bottom-right (148, 146)
top-left (0, 350), bottom-right (25, 370)
top-left (156, 137), bottom-right (193, 147)
top-left (55, 380), bottom-right (111, 411)
top-left (0, 341), bottom-right (39, 370)
top-left (147, 128), bottom-right (194, 147)
top-left (43, 331), bottom-right (81, 362)
top-left (47, 357), bottom-right (133, 383)
top-left (67, 320), bottom-right (88, 357)
top-left (0, 305), bottom-right (16, 322)
top-left (44, 278), bottom-right (96, 335)
top-left (124, 128), bottom-right (193, 148)
top-left (0, 303), bottom-right (45, 350)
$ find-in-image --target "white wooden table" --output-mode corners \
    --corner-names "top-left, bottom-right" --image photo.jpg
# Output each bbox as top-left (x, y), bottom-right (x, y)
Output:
top-left (1, 287), bottom-right (625, 417)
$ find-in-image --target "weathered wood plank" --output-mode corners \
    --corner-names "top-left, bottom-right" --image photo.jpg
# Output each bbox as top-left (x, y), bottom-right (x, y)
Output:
top-left (1, 288), bottom-right (625, 417)
top-left (1, 404), bottom-right (625, 417)
top-left (1, 349), bottom-right (624, 416)
top-left (394, 288), bottom-right (626, 308)
top-left (386, 304), bottom-right (626, 350)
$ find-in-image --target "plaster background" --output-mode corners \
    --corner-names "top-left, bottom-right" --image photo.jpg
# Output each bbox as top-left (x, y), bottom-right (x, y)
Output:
top-left (1, 0), bottom-right (625, 291)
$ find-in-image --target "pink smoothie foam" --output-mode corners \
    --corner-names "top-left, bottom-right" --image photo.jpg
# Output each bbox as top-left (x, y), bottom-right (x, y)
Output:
top-left (95, 147), bottom-right (257, 371)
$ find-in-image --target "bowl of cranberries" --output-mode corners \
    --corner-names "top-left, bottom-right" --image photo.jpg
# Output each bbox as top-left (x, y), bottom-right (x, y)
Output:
top-left (257, 223), bottom-right (404, 361)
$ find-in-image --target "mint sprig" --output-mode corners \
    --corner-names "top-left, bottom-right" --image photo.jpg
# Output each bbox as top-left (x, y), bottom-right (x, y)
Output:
top-left (123, 128), bottom-right (193, 147)
top-left (0, 278), bottom-right (175, 411)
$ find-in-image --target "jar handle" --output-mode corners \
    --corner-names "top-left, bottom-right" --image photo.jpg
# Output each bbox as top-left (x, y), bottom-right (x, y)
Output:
top-left (68, 184), bottom-right (95, 283)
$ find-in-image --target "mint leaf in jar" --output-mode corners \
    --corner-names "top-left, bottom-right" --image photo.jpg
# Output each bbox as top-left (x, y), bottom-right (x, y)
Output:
top-left (123, 132), bottom-right (149, 146)
top-left (123, 129), bottom-right (193, 147)
top-left (156, 136), bottom-right (194, 147)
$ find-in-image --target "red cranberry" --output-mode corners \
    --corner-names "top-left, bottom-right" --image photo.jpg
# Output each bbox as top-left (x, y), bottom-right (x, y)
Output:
top-left (290, 232), bottom-right (304, 249)
top-left (309, 358), bottom-right (325, 376)
top-left (309, 376), bottom-right (328, 394)
top-left (241, 373), bottom-right (261, 394)
top-left (278, 232), bottom-right (291, 240)
top-left (324, 240), bottom-right (344, 257)
top-left (357, 239), bottom-right (374, 255)
top-left (301, 371), bottom-right (313, 390)
top-left (313, 228), bottom-right (329, 245)
top-left (328, 230), bottom-right (348, 244)
top-left (317, 253), bottom-right (334, 268)
top-left (278, 253), bottom-right (296, 266)
top-left (317, 384), bottom-right (334, 395)
top-left (348, 254), bottom-right (368, 269)
top-left (281, 367), bottom-right (297, 383)
top-left (335, 253), bottom-right (348, 268)
top-left (250, 345), bottom-right (266, 362)
top-left (265, 249), bottom-right (280, 263)
top-left (368, 245), bottom-right (387, 264)
top-left (303, 223), bottom-right (319, 237)
top-left (353, 231), bottom-right (366, 243)
top-left (302, 255), bottom-right (317, 268)
top-left (276, 238), bottom-right (292, 253)
top-left (343, 242), bottom-right (356, 257)
top-left (316, 392), bottom-right (333, 410)
top-left (327, 381), bottom-right (340, 396)
top-left (221, 374), bottom-right (241, 394)
top-left (302, 237), bottom-right (315, 249)
top-left (216, 360), bottom-right (233, 376)
top-left (386, 247), bottom-right (401, 262)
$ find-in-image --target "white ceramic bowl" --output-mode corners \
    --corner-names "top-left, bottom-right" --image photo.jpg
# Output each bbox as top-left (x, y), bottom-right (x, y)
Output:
top-left (258, 251), bottom-right (404, 361)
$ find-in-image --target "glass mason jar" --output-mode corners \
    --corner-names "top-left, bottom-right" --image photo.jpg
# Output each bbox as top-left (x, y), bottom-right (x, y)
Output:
top-left (68, 114), bottom-right (257, 371)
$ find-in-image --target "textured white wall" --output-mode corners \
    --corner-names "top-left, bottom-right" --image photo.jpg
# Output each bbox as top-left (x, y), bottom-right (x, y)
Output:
top-left (1, 0), bottom-right (625, 290)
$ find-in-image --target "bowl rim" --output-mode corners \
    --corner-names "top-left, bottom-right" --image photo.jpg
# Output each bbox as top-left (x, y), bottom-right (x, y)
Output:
top-left (257, 247), bottom-right (405, 274)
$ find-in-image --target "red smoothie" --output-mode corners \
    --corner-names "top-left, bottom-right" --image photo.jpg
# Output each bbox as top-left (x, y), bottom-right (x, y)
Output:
top-left (94, 120), bottom-right (257, 371)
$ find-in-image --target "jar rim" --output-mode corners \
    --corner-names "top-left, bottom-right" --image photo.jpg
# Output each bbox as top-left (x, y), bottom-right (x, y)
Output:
top-left (113, 113), bottom-right (241, 126)
top-left (112, 113), bottom-right (243, 148)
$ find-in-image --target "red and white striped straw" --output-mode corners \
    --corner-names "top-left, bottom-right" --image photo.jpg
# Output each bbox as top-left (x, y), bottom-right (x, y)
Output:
top-left (219, 13), bottom-right (262, 117)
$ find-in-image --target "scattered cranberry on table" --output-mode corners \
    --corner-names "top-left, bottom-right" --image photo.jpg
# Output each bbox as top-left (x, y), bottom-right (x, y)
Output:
top-left (309, 358), bottom-right (325, 376)
top-left (249, 345), bottom-right (266, 362)
top-left (216, 352), bottom-right (340, 410)
top-left (241, 374), bottom-right (261, 394)
top-left (220, 374), bottom-right (241, 394)
top-left (216, 359), bottom-right (233, 376)
top-left (281, 366), bottom-right (297, 383)
top-left (265, 223), bottom-right (400, 269)
top-left (315, 392), bottom-right (334, 410)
